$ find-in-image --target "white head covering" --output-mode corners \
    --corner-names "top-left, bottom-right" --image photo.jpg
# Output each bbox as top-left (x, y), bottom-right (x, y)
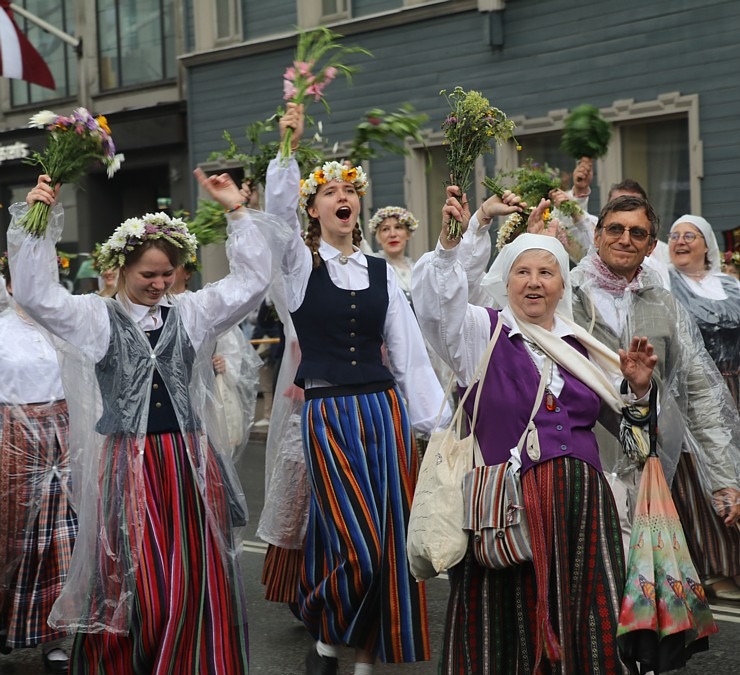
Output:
top-left (481, 233), bottom-right (573, 320)
top-left (669, 215), bottom-right (721, 273)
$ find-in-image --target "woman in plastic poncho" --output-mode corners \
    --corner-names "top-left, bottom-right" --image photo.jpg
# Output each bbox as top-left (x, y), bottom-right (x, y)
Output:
top-left (667, 215), bottom-right (740, 600)
top-left (8, 171), bottom-right (277, 674)
top-left (0, 256), bottom-right (77, 674)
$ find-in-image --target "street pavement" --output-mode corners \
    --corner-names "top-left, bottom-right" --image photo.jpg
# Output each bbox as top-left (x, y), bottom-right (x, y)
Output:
top-left (2, 433), bottom-right (739, 673)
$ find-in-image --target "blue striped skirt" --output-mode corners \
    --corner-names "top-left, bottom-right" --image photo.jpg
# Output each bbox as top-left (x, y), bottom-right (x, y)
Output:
top-left (299, 384), bottom-right (429, 663)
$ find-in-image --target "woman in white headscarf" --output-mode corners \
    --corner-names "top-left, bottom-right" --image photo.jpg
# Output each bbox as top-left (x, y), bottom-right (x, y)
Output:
top-left (667, 215), bottom-right (740, 600)
top-left (668, 215), bottom-right (740, 406)
top-left (412, 192), bottom-right (658, 675)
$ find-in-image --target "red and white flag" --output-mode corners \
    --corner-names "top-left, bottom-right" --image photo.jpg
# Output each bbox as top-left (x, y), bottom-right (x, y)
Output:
top-left (0, 1), bottom-right (55, 89)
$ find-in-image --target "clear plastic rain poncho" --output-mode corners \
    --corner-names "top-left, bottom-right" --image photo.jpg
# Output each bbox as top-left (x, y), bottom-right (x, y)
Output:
top-left (7, 200), bottom-right (276, 634)
top-left (665, 214), bottom-right (740, 410)
top-left (256, 273), bottom-right (310, 550)
top-left (571, 252), bottom-right (740, 509)
top-left (0, 300), bottom-right (75, 645)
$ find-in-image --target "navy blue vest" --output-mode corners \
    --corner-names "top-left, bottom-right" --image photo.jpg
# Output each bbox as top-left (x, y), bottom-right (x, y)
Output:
top-left (291, 256), bottom-right (393, 388)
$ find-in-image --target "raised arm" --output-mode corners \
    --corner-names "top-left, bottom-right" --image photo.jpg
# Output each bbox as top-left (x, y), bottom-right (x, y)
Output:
top-left (8, 176), bottom-right (108, 362)
top-left (411, 192), bottom-right (492, 386)
top-left (177, 170), bottom-right (275, 349)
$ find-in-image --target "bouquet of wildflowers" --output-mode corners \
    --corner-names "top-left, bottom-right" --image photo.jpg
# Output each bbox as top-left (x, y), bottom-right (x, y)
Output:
top-left (440, 87), bottom-right (517, 239)
top-left (483, 171), bottom-right (583, 255)
top-left (22, 108), bottom-right (124, 237)
top-left (280, 27), bottom-right (370, 162)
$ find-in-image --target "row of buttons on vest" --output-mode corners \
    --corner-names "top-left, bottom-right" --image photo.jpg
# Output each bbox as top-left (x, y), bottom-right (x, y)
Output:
top-left (145, 330), bottom-right (164, 407)
top-left (550, 406), bottom-right (567, 451)
top-left (349, 291), bottom-right (358, 366)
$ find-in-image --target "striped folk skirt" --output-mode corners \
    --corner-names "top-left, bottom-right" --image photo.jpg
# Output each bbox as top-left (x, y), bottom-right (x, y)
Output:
top-left (0, 400), bottom-right (76, 647)
top-left (441, 457), bottom-right (625, 675)
top-left (261, 544), bottom-right (303, 605)
top-left (672, 452), bottom-right (740, 579)
top-left (299, 385), bottom-right (430, 663)
top-left (70, 431), bottom-right (249, 674)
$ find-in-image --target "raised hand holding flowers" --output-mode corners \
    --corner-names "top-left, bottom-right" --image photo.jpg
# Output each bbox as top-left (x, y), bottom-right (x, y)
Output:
top-left (22, 108), bottom-right (124, 237)
top-left (280, 27), bottom-right (371, 161)
top-left (440, 87), bottom-right (517, 239)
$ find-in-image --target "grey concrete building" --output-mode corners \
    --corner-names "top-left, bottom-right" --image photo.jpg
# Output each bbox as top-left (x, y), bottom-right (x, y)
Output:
top-left (0, 0), bottom-right (191, 274)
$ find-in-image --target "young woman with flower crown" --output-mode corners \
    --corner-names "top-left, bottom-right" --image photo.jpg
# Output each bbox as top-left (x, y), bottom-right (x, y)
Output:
top-left (367, 206), bottom-right (419, 304)
top-left (7, 171), bottom-right (276, 674)
top-left (261, 103), bottom-right (450, 675)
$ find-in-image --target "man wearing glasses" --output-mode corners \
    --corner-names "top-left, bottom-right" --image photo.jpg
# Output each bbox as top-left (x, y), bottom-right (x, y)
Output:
top-left (570, 196), bottom-right (740, 566)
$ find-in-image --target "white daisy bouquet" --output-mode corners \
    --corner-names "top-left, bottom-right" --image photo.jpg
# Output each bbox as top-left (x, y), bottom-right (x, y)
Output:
top-left (21, 108), bottom-right (124, 237)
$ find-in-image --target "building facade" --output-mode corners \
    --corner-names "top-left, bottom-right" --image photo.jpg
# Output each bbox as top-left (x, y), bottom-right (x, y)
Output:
top-left (0, 0), bottom-right (191, 274)
top-left (182, 0), bottom-right (740, 259)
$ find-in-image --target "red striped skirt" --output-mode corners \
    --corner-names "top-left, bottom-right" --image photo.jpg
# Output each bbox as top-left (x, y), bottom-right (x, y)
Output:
top-left (261, 544), bottom-right (303, 604)
top-left (441, 457), bottom-right (625, 675)
top-left (69, 431), bottom-right (249, 674)
top-left (0, 400), bottom-right (76, 647)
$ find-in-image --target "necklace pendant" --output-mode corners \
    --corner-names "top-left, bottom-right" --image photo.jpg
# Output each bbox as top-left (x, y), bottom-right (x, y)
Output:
top-left (545, 389), bottom-right (556, 411)
top-left (338, 255), bottom-right (349, 265)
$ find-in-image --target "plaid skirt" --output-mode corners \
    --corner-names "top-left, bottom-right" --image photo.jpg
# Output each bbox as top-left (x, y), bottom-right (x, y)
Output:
top-left (0, 400), bottom-right (76, 647)
top-left (69, 431), bottom-right (249, 674)
top-left (441, 457), bottom-right (625, 675)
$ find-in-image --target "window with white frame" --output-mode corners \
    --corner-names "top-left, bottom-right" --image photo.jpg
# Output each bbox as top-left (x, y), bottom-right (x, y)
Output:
top-left (502, 93), bottom-right (700, 235)
top-left (215, 0), bottom-right (242, 42)
top-left (322, 0), bottom-right (350, 20)
top-left (405, 133), bottom-right (490, 260)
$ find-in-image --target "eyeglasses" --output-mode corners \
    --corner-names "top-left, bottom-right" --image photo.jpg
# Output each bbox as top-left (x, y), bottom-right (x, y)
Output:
top-left (601, 224), bottom-right (651, 241)
top-left (669, 231), bottom-right (702, 243)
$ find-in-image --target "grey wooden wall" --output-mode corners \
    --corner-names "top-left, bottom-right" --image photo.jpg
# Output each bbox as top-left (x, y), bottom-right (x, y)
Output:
top-left (186, 0), bottom-right (740, 231)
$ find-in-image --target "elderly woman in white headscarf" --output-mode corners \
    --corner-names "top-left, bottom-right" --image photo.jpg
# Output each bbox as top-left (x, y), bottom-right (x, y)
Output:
top-left (667, 214), bottom-right (740, 599)
top-left (412, 192), bottom-right (658, 675)
top-left (668, 215), bottom-right (740, 406)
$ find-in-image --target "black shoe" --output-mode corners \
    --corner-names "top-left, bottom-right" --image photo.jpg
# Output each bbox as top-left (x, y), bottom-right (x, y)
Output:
top-left (42, 647), bottom-right (69, 674)
top-left (305, 645), bottom-right (338, 675)
top-left (0, 631), bottom-right (11, 655)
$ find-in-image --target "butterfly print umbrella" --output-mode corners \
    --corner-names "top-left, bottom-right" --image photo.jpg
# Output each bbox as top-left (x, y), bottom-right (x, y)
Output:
top-left (617, 384), bottom-right (717, 674)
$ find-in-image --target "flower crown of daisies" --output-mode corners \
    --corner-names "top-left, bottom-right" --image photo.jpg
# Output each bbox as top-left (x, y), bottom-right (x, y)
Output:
top-left (1, 251), bottom-right (70, 278)
top-left (97, 213), bottom-right (198, 272)
top-left (367, 206), bottom-right (419, 235)
top-left (299, 161), bottom-right (368, 214)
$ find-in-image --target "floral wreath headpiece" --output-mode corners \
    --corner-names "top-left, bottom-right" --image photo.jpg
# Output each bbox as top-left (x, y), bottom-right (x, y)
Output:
top-left (97, 212), bottom-right (198, 272)
top-left (1, 250), bottom-right (70, 279)
top-left (299, 161), bottom-right (368, 214)
top-left (367, 206), bottom-right (419, 235)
